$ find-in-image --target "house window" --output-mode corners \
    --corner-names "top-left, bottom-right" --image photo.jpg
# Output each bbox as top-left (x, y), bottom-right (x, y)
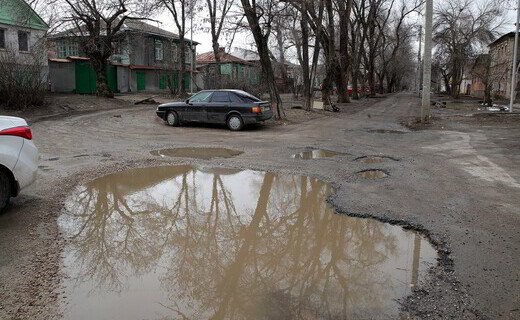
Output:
top-left (18, 31), bottom-right (29, 52)
top-left (57, 41), bottom-right (78, 58)
top-left (0, 29), bottom-right (5, 49)
top-left (155, 39), bottom-right (163, 61)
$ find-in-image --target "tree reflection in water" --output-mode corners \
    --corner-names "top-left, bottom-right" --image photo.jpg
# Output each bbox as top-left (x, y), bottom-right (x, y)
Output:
top-left (59, 166), bottom-right (437, 320)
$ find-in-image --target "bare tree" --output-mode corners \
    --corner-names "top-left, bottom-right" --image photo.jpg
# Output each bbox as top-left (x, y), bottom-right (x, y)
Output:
top-left (240, 0), bottom-right (285, 119)
top-left (433, 0), bottom-right (506, 98)
top-left (159, 0), bottom-right (196, 96)
top-left (205, 0), bottom-right (234, 88)
top-left (61, 0), bottom-right (154, 97)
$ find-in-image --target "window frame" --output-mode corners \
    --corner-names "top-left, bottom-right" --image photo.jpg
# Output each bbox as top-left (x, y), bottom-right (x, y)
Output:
top-left (18, 30), bottom-right (29, 52)
top-left (0, 28), bottom-right (5, 50)
top-left (154, 39), bottom-right (163, 61)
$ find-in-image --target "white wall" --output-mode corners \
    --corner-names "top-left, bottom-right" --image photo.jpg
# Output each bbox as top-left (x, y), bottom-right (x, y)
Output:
top-left (0, 22), bottom-right (47, 67)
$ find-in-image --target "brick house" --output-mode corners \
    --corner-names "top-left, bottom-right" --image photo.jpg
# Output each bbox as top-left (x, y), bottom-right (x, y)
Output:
top-left (489, 32), bottom-right (518, 99)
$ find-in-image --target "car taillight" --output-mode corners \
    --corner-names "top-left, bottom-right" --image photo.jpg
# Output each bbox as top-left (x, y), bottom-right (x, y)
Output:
top-left (0, 126), bottom-right (33, 140)
top-left (251, 106), bottom-right (262, 113)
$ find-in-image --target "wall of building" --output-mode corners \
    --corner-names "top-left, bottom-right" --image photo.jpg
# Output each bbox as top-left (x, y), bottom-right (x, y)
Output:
top-left (490, 37), bottom-right (515, 98)
top-left (117, 66), bottom-right (130, 93)
top-left (0, 22), bottom-right (47, 66)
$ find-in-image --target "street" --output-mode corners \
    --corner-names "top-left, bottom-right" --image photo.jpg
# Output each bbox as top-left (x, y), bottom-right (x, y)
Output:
top-left (0, 93), bottom-right (518, 319)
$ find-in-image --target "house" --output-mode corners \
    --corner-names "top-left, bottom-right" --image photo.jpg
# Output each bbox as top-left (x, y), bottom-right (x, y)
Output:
top-left (0, 0), bottom-right (49, 77)
top-left (195, 48), bottom-right (261, 90)
top-left (489, 32), bottom-right (518, 99)
top-left (47, 21), bottom-right (198, 93)
top-left (469, 54), bottom-right (490, 99)
top-left (232, 47), bottom-right (297, 93)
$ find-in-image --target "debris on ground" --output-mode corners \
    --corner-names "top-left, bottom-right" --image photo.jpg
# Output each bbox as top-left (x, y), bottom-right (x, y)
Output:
top-left (134, 96), bottom-right (158, 105)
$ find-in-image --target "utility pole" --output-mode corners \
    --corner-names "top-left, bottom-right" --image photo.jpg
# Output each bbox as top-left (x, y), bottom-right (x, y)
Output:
top-left (421, 0), bottom-right (433, 122)
top-left (509, 0), bottom-right (520, 113)
top-left (416, 25), bottom-right (422, 94)
top-left (190, 0), bottom-right (194, 94)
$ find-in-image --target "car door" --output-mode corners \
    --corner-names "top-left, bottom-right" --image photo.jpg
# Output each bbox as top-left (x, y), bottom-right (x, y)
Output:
top-left (185, 91), bottom-right (212, 122)
top-left (207, 92), bottom-right (230, 124)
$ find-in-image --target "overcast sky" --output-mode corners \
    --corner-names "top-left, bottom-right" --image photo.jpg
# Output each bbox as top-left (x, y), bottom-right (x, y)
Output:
top-left (151, 1), bottom-right (518, 59)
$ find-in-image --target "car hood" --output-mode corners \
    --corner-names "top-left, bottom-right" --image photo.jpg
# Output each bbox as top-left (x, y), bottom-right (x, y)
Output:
top-left (158, 102), bottom-right (186, 109)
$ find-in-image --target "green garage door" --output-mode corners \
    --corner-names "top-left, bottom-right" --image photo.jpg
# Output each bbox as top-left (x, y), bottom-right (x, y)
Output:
top-left (75, 61), bottom-right (97, 94)
top-left (136, 72), bottom-right (146, 91)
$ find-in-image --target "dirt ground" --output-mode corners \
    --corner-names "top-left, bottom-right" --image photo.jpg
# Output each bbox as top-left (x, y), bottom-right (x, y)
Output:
top-left (0, 92), bottom-right (519, 319)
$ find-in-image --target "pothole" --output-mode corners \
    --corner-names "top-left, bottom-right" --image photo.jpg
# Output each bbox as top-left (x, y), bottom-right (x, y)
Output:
top-left (59, 166), bottom-right (436, 320)
top-left (292, 149), bottom-right (344, 159)
top-left (150, 147), bottom-right (243, 160)
top-left (358, 169), bottom-right (389, 179)
top-left (355, 155), bottom-right (399, 164)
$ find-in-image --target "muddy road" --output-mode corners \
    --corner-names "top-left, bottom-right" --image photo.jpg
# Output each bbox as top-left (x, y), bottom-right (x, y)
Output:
top-left (0, 93), bottom-right (518, 319)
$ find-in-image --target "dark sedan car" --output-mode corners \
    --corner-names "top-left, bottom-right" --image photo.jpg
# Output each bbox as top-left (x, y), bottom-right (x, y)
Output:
top-left (156, 90), bottom-right (273, 131)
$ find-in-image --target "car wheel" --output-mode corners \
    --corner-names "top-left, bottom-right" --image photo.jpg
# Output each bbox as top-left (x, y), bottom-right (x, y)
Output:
top-left (227, 114), bottom-right (244, 131)
top-left (0, 171), bottom-right (11, 213)
top-left (166, 111), bottom-right (179, 126)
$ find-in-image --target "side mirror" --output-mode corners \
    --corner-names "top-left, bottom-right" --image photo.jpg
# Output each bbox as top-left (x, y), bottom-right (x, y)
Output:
top-left (186, 99), bottom-right (191, 104)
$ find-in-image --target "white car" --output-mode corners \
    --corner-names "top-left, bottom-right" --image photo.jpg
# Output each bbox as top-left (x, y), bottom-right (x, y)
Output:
top-left (0, 116), bottom-right (38, 212)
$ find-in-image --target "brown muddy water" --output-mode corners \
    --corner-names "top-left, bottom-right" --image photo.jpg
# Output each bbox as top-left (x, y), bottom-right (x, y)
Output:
top-left (59, 166), bottom-right (437, 320)
top-left (292, 149), bottom-right (344, 160)
top-left (150, 147), bottom-right (243, 160)
top-left (358, 169), bottom-right (389, 179)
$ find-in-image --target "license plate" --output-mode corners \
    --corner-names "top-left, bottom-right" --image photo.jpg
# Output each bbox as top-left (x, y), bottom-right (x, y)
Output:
top-left (261, 106), bottom-right (270, 112)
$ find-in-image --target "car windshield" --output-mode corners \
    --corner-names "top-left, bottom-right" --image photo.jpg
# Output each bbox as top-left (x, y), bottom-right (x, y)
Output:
top-left (189, 91), bottom-right (213, 103)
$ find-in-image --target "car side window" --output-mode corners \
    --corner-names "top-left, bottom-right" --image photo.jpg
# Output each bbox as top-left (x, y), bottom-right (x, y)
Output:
top-left (189, 91), bottom-right (213, 103)
top-left (211, 92), bottom-right (230, 103)
top-left (229, 93), bottom-right (243, 103)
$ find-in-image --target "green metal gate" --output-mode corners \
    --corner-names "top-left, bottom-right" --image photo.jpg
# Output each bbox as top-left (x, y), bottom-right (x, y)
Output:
top-left (136, 72), bottom-right (146, 91)
top-left (75, 61), bottom-right (96, 94)
top-left (75, 61), bottom-right (118, 94)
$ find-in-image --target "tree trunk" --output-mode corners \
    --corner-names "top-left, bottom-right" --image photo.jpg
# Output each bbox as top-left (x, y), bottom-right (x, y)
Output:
top-left (178, 36), bottom-right (187, 95)
top-left (241, 0), bottom-right (284, 119)
top-left (92, 57), bottom-right (113, 98)
top-left (336, 0), bottom-right (352, 103)
top-left (212, 41), bottom-right (221, 89)
top-left (300, 6), bottom-right (311, 111)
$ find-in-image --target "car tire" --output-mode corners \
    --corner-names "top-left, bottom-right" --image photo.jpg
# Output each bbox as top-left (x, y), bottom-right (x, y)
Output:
top-left (227, 114), bottom-right (244, 131)
top-left (0, 171), bottom-right (11, 213)
top-left (166, 111), bottom-right (179, 127)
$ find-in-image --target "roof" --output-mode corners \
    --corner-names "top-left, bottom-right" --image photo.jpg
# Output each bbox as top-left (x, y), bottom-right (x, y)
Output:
top-left (50, 20), bottom-right (198, 45)
top-left (489, 32), bottom-right (516, 47)
top-left (49, 58), bottom-right (72, 63)
top-left (232, 48), bottom-right (260, 61)
top-left (196, 50), bottom-right (253, 65)
top-left (0, 0), bottom-right (49, 30)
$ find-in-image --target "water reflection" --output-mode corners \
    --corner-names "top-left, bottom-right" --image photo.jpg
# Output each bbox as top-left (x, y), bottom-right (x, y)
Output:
top-left (150, 147), bottom-right (243, 160)
top-left (292, 149), bottom-right (344, 160)
top-left (59, 166), bottom-right (436, 320)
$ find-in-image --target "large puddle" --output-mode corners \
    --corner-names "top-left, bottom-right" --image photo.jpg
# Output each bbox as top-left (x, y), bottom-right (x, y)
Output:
top-left (59, 166), bottom-right (437, 320)
top-left (150, 147), bottom-right (243, 160)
